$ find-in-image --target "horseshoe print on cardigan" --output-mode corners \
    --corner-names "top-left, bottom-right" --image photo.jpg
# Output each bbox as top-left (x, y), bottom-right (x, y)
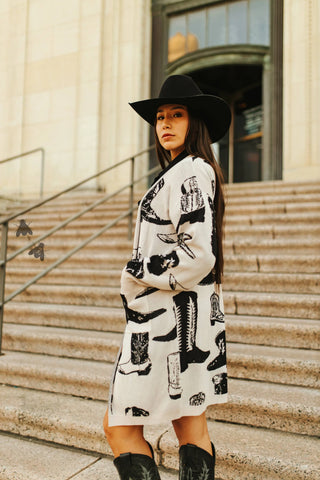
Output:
top-left (210, 292), bottom-right (224, 325)
top-left (178, 176), bottom-right (205, 228)
top-left (125, 406), bottom-right (150, 417)
top-left (118, 332), bottom-right (152, 376)
top-left (207, 331), bottom-right (227, 371)
top-left (121, 294), bottom-right (166, 324)
top-left (140, 178), bottom-right (171, 225)
top-left (212, 372), bottom-right (228, 395)
top-left (157, 232), bottom-right (196, 259)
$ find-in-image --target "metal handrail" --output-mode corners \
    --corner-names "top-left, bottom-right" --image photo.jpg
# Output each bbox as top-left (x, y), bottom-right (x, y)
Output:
top-left (0, 144), bottom-right (158, 354)
top-left (0, 148), bottom-right (45, 199)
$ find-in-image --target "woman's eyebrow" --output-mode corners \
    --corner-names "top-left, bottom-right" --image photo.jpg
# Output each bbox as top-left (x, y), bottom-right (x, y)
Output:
top-left (157, 106), bottom-right (186, 113)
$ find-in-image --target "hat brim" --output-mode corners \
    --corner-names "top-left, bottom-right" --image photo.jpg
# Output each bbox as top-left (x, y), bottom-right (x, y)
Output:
top-left (129, 95), bottom-right (231, 144)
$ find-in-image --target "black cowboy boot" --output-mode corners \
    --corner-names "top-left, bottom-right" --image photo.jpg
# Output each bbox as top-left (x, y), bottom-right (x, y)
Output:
top-left (114, 442), bottom-right (161, 480)
top-left (179, 442), bottom-right (215, 480)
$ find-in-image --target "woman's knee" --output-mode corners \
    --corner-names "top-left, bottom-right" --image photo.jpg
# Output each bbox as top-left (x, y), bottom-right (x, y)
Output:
top-left (103, 409), bottom-right (144, 447)
top-left (172, 413), bottom-right (209, 443)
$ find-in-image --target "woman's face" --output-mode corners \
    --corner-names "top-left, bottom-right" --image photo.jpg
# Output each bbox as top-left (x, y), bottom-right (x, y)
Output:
top-left (156, 104), bottom-right (189, 160)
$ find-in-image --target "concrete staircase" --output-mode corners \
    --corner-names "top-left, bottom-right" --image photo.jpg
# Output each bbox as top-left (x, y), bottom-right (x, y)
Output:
top-left (0, 180), bottom-right (319, 480)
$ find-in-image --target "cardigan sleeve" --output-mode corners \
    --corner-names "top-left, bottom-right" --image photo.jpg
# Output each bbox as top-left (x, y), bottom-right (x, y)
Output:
top-left (125, 157), bottom-right (218, 291)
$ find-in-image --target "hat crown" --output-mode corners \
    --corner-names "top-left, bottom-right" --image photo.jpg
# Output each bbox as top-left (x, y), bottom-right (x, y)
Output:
top-left (158, 75), bottom-right (202, 99)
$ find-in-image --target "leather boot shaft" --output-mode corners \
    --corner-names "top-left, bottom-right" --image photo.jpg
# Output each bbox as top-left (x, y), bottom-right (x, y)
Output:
top-left (113, 443), bottom-right (161, 480)
top-left (179, 442), bottom-right (215, 480)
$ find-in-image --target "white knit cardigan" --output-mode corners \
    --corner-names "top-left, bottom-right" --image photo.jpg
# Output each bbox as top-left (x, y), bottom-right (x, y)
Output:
top-left (108, 151), bottom-right (228, 426)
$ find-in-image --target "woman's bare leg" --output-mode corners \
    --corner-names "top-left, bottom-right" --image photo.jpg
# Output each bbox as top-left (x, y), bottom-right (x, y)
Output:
top-left (172, 412), bottom-right (213, 455)
top-left (103, 409), bottom-right (152, 458)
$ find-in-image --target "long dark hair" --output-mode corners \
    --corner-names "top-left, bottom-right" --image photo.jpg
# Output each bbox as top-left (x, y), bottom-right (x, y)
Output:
top-left (154, 110), bottom-right (225, 284)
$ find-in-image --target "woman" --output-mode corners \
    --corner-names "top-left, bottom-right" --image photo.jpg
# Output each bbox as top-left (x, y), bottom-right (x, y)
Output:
top-left (103, 74), bottom-right (231, 480)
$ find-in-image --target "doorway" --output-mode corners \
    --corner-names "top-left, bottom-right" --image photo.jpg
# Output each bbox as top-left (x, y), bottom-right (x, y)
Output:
top-left (190, 64), bottom-right (263, 183)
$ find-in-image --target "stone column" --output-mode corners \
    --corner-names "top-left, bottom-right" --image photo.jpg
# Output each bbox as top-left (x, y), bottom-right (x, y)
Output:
top-left (98, 0), bottom-right (152, 193)
top-left (283, 0), bottom-right (320, 181)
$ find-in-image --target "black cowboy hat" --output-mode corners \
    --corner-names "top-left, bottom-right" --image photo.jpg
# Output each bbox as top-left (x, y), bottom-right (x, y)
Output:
top-left (129, 74), bottom-right (231, 143)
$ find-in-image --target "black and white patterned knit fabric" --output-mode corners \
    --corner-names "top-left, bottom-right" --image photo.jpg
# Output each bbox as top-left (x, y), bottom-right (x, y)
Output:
top-left (108, 151), bottom-right (228, 426)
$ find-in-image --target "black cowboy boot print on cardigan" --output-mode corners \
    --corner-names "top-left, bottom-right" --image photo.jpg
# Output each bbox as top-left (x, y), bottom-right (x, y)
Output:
top-left (177, 176), bottom-right (205, 228)
top-left (207, 330), bottom-right (227, 371)
top-left (210, 292), bottom-right (224, 325)
top-left (121, 294), bottom-right (166, 324)
top-left (118, 332), bottom-right (152, 376)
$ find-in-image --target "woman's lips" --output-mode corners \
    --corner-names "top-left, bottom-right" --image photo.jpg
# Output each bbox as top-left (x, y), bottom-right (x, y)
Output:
top-left (162, 133), bottom-right (173, 139)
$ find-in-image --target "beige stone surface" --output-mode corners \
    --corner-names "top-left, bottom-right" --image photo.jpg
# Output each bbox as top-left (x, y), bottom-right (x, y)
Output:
top-left (0, 351), bottom-right (319, 436)
top-left (283, 0), bottom-right (320, 181)
top-left (0, 0), bottom-right (151, 197)
top-left (72, 457), bottom-right (177, 479)
top-left (0, 433), bottom-right (99, 480)
top-left (161, 421), bottom-right (320, 480)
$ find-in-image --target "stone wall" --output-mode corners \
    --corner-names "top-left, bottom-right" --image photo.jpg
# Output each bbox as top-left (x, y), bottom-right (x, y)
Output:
top-left (0, 0), bottom-right (151, 198)
top-left (283, 0), bottom-right (320, 181)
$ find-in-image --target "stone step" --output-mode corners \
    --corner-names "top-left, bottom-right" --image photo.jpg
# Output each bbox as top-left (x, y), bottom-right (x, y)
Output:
top-left (225, 179), bottom-right (320, 196)
top-left (11, 200), bottom-right (320, 222)
top-left (226, 223), bottom-right (320, 239)
top-left (5, 283), bottom-right (320, 319)
top-left (0, 433), bottom-right (177, 480)
top-left (10, 208), bottom-right (136, 222)
top-left (0, 385), bottom-right (319, 480)
top-left (161, 420), bottom-right (320, 480)
top-left (5, 267), bottom-right (319, 296)
top-left (228, 343), bottom-right (320, 388)
top-left (226, 201), bottom-right (320, 216)
top-left (8, 225), bottom-right (129, 241)
top-left (7, 237), bottom-right (133, 253)
top-left (227, 253), bottom-right (320, 274)
top-left (6, 266), bottom-right (121, 286)
top-left (16, 190), bottom-right (320, 217)
top-left (4, 302), bottom-right (320, 350)
top-left (226, 314), bottom-right (320, 349)
top-left (2, 325), bottom-right (319, 387)
top-left (7, 208), bottom-right (320, 228)
top-left (224, 272), bottom-right (320, 294)
top-left (6, 250), bottom-right (320, 274)
top-left (225, 211), bottom-right (320, 225)
top-left (0, 351), bottom-right (319, 437)
top-left (226, 192), bottom-right (320, 206)
top-left (7, 236), bottom-right (320, 256)
top-left (6, 222), bottom-right (320, 243)
top-left (225, 238), bottom-right (320, 255)
top-left (0, 433), bottom-right (121, 480)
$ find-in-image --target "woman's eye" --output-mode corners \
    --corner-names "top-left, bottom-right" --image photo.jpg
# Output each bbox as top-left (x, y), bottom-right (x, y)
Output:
top-left (157, 115), bottom-right (164, 121)
top-left (174, 112), bottom-right (182, 117)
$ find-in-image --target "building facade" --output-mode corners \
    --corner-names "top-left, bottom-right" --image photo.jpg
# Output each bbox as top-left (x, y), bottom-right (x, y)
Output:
top-left (0, 0), bottom-right (319, 198)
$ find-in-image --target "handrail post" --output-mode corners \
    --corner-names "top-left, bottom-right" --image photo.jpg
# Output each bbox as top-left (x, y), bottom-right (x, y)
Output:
top-left (128, 156), bottom-right (135, 241)
top-left (0, 222), bottom-right (8, 355)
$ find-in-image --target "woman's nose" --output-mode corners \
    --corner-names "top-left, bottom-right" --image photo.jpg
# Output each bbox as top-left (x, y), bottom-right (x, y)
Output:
top-left (163, 117), bottom-right (171, 128)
